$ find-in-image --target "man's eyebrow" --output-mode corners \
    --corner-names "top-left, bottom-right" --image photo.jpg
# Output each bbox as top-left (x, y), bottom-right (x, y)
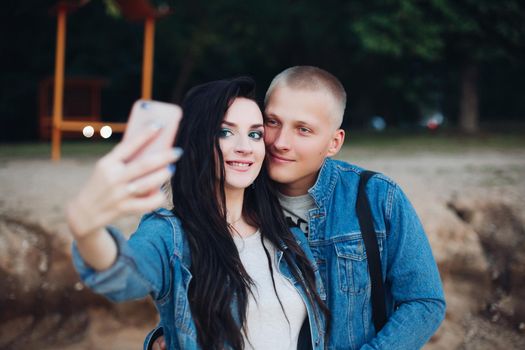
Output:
top-left (265, 112), bottom-right (312, 123)
top-left (295, 120), bottom-right (314, 126)
top-left (264, 114), bottom-right (283, 122)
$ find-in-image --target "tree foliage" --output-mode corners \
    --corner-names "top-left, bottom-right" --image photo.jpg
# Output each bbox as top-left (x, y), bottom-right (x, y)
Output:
top-left (1, 0), bottom-right (524, 140)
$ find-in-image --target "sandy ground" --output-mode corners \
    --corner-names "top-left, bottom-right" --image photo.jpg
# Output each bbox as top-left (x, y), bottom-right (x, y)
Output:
top-left (1, 146), bottom-right (525, 349)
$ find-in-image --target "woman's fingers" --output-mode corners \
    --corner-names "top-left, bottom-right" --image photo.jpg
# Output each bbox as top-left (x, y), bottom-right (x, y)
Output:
top-left (123, 147), bottom-right (182, 183)
top-left (111, 124), bottom-right (162, 162)
top-left (125, 167), bottom-right (173, 198)
top-left (119, 190), bottom-right (167, 214)
top-left (68, 132), bottom-right (182, 233)
top-left (67, 117), bottom-right (183, 241)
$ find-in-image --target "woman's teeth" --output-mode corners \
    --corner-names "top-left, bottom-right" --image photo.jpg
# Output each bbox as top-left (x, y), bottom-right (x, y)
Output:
top-left (228, 162), bottom-right (250, 167)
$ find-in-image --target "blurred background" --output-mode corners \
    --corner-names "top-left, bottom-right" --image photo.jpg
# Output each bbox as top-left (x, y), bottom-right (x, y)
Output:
top-left (1, 0), bottom-right (525, 349)
top-left (2, 0), bottom-right (525, 141)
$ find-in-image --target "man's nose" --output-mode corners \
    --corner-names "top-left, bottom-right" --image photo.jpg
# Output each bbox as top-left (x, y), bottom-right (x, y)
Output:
top-left (271, 128), bottom-right (291, 151)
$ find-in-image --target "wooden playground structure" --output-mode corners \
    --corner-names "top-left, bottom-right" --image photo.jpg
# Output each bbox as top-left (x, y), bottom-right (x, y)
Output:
top-left (49, 0), bottom-right (171, 160)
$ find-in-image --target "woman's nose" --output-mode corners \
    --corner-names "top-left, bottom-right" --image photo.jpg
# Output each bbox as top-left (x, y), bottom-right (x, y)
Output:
top-left (234, 136), bottom-right (253, 154)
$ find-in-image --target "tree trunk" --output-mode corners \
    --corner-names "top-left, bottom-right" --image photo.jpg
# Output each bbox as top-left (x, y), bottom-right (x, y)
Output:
top-left (459, 63), bottom-right (479, 133)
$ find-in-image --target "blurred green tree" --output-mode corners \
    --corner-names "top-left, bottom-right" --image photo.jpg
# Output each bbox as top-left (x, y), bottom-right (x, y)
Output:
top-left (432, 0), bottom-right (525, 133)
top-left (1, 0), bottom-right (524, 141)
top-left (339, 0), bottom-right (525, 132)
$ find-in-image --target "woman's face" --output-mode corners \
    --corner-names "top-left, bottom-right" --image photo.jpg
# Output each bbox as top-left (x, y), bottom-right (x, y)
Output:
top-left (218, 97), bottom-right (265, 191)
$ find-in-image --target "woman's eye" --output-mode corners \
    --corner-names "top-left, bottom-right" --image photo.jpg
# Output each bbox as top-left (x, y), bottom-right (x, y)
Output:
top-left (219, 128), bottom-right (233, 138)
top-left (249, 131), bottom-right (263, 140)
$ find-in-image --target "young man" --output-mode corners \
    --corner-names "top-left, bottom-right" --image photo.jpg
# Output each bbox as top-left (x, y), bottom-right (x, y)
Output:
top-left (150, 66), bottom-right (445, 349)
top-left (262, 66), bottom-right (445, 349)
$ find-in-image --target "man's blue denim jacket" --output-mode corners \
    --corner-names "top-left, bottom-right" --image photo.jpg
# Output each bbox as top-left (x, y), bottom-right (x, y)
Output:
top-left (307, 158), bottom-right (445, 349)
top-left (72, 208), bottom-right (327, 350)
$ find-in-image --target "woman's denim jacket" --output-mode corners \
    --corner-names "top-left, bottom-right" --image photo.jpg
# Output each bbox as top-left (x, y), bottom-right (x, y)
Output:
top-left (306, 159), bottom-right (445, 349)
top-left (72, 208), bottom-right (327, 349)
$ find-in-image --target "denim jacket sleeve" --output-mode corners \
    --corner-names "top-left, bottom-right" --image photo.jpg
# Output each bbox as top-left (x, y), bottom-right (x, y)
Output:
top-left (361, 184), bottom-right (446, 350)
top-left (71, 212), bottom-right (174, 302)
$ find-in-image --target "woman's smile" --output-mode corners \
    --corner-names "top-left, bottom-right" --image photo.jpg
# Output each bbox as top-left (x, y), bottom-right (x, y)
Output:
top-left (225, 160), bottom-right (254, 171)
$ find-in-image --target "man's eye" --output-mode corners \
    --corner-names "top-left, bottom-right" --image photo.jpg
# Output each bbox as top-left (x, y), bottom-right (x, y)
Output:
top-left (299, 127), bottom-right (311, 134)
top-left (265, 119), bottom-right (278, 127)
top-left (219, 128), bottom-right (233, 138)
top-left (249, 131), bottom-right (263, 140)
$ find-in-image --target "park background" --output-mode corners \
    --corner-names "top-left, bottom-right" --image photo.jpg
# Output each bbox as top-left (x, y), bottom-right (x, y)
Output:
top-left (1, 0), bottom-right (525, 349)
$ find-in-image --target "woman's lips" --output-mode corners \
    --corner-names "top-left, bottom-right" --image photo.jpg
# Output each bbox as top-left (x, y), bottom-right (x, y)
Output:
top-left (226, 160), bottom-right (253, 172)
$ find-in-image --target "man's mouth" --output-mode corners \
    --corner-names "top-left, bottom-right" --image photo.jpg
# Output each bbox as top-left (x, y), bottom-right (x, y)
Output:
top-left (269, 153), bottom-right (294, 163)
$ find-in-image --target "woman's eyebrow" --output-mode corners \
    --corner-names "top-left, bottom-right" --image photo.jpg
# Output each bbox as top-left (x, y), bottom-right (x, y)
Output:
top-left (222, 121), bottom-right (263, 128)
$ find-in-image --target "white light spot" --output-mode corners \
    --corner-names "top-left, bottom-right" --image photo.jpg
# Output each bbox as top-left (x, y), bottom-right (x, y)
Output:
top-left (74, 282), bottom-right (84, 291)
top-left (83, 125), bottom-right (94, 138)
top-left (100, 125), bottom-right (113, 139)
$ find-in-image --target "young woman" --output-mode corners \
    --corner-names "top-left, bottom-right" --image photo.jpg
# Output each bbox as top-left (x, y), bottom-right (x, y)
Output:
top-left (67, 77), bottom-right (328, 350)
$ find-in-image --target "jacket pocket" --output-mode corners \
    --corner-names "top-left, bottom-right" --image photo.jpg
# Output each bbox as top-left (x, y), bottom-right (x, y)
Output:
top-left (334, 234), bottom-right (384, 295)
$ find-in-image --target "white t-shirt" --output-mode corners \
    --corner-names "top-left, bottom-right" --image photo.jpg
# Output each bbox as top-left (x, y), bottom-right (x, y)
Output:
top-left (233, 230), bottom-right (307, 350)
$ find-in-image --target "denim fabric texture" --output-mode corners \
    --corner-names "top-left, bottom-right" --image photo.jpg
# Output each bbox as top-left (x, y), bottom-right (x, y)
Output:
top-left (307, 159), bottom-right (445, 349)
top-left (72, 208), bottom-right (327, 350)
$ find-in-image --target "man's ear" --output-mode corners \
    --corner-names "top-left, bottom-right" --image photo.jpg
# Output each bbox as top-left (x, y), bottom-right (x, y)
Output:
top-left (327, 129), bottom-right (345, 157)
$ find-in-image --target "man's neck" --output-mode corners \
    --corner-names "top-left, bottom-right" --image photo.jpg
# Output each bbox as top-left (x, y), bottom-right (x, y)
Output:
top-left (276, 172), bottom-right (319, 197)
top-left (278, 186), bottom-right (308, 197)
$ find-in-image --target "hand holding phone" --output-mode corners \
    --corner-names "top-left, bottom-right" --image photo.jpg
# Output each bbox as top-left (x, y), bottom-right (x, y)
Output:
top-left (66, 100), bottom-right (184, 270)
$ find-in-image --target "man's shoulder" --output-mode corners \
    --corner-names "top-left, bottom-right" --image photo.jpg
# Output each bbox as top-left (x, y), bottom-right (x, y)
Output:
top-left (312, 158), bottom-right (399, 206)
top-left (328, 159), bottom-right (397, 188)
top-left (327, 159), bottom-right (402, 226)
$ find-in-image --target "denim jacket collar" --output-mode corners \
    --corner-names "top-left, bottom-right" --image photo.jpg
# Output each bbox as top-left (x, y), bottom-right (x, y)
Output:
top-left (308, 158), bottom-right (338, 209)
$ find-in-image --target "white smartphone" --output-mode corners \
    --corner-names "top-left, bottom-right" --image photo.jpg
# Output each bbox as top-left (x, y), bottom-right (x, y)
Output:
top-left (122, 100), bottom-right (182, 161)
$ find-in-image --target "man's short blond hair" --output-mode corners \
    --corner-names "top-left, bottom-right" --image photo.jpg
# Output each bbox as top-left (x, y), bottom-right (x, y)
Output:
top-left (265, 66), bottom-right (346, 128)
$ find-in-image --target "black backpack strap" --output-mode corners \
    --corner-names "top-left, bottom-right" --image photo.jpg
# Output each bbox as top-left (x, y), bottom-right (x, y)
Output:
top-left (357, 170), bottom-right (387, 332)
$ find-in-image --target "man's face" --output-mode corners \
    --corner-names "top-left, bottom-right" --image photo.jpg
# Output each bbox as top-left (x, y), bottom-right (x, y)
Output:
top-left (264, 86), bottom-right (344, 196)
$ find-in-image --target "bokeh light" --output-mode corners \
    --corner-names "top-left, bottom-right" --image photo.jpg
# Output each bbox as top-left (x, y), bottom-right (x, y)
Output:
top-left (100, 125), bottom-right (112, 139)
top-left (82, 125), bottom-right (94, 138)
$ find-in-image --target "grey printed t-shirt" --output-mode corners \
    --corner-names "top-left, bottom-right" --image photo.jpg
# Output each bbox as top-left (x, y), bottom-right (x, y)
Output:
top-left (277, 192), bottom-right (315, 236)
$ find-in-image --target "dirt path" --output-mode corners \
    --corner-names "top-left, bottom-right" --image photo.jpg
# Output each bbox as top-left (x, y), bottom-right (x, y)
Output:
top-left (1, 148), bottom-right (524, 349)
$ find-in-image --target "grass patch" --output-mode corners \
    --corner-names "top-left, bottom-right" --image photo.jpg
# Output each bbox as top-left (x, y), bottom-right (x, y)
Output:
top-left (0, 141), bottom-right (117, 159)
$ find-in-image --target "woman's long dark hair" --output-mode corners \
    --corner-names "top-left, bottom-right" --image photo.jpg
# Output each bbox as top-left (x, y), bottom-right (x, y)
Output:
top-left (170, 77), bottom-right (329, 349)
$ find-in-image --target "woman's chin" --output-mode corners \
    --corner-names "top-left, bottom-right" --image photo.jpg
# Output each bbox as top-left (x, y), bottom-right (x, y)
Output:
top-left (224, 180), bottom-right (255, 191)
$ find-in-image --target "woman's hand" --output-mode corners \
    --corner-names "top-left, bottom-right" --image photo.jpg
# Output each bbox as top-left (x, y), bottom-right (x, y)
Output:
top-left (67, 125), bottom-right (182, 240)
top-left (66, 126), bottom-right (182, 270)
